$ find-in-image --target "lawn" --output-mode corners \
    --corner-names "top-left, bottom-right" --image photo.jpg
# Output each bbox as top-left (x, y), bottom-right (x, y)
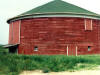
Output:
top-left (0, 45), bottom-right (100, 75)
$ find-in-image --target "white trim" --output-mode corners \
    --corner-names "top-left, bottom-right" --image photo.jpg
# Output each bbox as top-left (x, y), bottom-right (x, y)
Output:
top-left (76, 46), bottom-right (78, 56)
top-left (19, 20), bottom-right (21, 44)
top-left (85, 19), bottom-right (93, 31)
top-left (7, 12), bottom-right (100, 23)
top-left (8, 14), bottom-right (100, 23)
top-left (84, 19), bottom-right (86, 30)
top-left (67, 45), bottom-right (68, 56)
top-left (91, 20), bottom-right (93, 30)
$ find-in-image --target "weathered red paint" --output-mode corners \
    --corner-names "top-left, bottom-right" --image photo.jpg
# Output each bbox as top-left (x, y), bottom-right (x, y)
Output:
top-left (85, 19), bottom-right (92, 30)
top-left (9, 20), bottom-right (20, 44)
top-left (9, 23), bottom-right (13, 44)
top-left (9, 17), bottom-right (100, 55)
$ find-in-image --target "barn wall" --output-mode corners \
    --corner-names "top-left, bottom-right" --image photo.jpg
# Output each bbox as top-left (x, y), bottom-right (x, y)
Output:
top-left (18, 17), bottom-right (100, 55)
top-left (9, 20), bottom-right (20, 44)
top-left (9, 22), bottom-right (13, 44)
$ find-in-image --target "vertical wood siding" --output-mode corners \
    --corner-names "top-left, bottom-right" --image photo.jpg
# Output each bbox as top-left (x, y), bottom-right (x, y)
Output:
top-left (9, 17), bottom-right (100, 55)
top-left (9, 20), bottom-right (20, 44)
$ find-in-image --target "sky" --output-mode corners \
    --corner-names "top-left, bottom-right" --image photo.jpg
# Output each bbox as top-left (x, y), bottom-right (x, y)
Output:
top-left (0, 0), bottom-right (100, 44)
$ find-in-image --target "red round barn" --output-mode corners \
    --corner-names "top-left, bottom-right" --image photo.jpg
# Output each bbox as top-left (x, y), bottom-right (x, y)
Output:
top-left (6, 0), bottom-right (100, 55)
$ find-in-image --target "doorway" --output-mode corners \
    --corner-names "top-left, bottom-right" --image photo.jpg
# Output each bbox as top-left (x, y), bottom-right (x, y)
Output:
top-left (67, 44), bottom-right (77, 56)
top-left (9, 46), bottom-right (18, 53)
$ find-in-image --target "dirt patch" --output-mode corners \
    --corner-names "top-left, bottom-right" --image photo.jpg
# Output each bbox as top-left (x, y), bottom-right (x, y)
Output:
top-left (20, 69), bottom-right (100, 75)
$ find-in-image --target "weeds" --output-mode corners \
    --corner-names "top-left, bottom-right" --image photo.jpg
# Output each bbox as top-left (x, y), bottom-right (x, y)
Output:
top-left (0, 46), bottom-right (100, 75)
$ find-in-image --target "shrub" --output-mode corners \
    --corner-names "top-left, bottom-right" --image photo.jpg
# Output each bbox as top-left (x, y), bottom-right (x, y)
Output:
top-left (0, 53), bottom-right (100, 75)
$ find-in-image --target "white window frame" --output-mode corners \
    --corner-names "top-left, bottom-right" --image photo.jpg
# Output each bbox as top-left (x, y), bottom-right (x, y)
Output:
top-left (84, 19), bottom-right (93, 30)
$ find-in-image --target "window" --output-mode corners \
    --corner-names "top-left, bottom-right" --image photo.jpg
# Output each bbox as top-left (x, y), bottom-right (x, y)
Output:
top-left (85, 19), bottom-right (92, 30)
top-left (88, 46), bottom-right (91, 51)
top-left (34, 46), bottom-right (38, 51)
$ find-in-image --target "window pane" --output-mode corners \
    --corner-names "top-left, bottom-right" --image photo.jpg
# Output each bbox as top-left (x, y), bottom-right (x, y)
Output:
top-left (88, 46), bottom-right (91, 51)
top-left (34, 46), bottom-right (38, 51)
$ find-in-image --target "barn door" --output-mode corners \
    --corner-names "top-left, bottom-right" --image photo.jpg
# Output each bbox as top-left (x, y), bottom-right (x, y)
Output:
top-left (67, 44), bottom-right (77, 56)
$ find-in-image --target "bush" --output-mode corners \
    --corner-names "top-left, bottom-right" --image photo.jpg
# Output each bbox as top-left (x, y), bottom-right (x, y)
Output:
top-left (0, 53), bottom-right (100, 75)
top-left (0, 45), bottom-right (8, 54)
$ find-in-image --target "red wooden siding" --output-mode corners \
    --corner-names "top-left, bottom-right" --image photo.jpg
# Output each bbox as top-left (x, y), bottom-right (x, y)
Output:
top-left (68, 44), bottom-right (77, 56)
top-left (9, 20), bottom-right (20, 44)
top-left (9, 23), bottom-right (13, 44)
top-left (17, 17), bottom-right (100, 55)
top-left (13, 21), bottom-right (20, 44)
top-left (85, 19), bottom-right (92, 30)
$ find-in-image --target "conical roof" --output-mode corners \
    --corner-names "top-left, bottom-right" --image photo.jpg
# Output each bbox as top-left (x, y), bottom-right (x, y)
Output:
top-left (7, 0), bottom-right (100, 23)
top-left (21, 0), bottom-right (97, 15)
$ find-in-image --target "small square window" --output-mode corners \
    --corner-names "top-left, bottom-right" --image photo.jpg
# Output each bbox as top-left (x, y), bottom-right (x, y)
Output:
top-left (34, 46), bottom-right (38, 51)
top-left (88, 46), bottom-right (91, 51)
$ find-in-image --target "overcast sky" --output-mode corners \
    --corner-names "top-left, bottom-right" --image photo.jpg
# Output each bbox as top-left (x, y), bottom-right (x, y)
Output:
top-left (0, 0), bottom-right (100, 44)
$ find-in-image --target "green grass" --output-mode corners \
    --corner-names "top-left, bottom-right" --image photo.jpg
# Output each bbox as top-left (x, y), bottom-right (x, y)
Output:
top-left (0, 45), bottom-right (100, 75)
top-left (0, 45), bottom-right (8, 54)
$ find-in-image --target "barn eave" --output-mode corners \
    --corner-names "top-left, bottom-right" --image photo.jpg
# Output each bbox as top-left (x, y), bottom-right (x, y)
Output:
top-left (7, 12), bottom-right (100, 23)
top-left (3, 44), bottom-right (19, 48)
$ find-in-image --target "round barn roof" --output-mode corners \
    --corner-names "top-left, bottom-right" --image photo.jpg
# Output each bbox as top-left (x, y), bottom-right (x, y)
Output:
top-left (7, 0), bottom-right (100, 23)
